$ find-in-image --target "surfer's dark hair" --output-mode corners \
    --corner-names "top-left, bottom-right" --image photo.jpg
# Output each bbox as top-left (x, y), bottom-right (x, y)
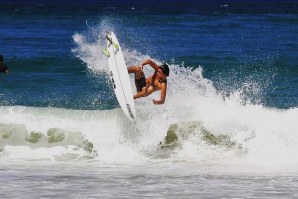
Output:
top-left (0, 55), bottom-right (3, 62)
top-left (159, 64), bottom-right (169, 76)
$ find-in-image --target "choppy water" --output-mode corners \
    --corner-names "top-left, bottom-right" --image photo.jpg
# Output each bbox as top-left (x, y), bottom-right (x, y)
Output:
top-left (1, 0), bottom-right (298, 198)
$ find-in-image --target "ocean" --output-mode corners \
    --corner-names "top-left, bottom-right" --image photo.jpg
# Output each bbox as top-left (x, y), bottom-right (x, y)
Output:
top-left (1, 0), bottom-right (298, 198)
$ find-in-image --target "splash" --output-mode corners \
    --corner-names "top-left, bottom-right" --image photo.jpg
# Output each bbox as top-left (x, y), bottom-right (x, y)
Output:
top-left (71, 18), bottom-right (298, 171)
top-left (1, 19), bottom-right (298, 173)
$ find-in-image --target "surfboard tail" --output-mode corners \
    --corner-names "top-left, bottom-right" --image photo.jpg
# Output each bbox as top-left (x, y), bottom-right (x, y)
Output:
top-left (126, 103), bottom-right (136, 123)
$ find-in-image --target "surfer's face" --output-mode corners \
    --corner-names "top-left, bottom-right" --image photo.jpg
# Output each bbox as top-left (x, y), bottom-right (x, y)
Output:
top-left (158, 64), bottom-right (169, 77)
top-left (157, 69), bottom-right (166, 79)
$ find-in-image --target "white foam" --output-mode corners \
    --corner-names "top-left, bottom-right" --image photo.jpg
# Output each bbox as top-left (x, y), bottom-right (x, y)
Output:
top-left (72, 20), bottom-right (298, 171)
top-left (2, 20), bottom-right (298, 174)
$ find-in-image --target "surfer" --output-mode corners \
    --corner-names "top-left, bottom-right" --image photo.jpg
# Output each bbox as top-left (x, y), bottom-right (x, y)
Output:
top-left (0, 55), bottom-right (9, 73)
top-left (128, 59), bottom-right (169, 105)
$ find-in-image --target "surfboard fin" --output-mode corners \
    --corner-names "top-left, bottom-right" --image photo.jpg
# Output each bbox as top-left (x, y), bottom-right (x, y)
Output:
top-left (102, 48), bottom-right (110, 57)
top-left (112, 42), bottom-right (119, 50)
top-left (106, 34), bottom-right (119, 50)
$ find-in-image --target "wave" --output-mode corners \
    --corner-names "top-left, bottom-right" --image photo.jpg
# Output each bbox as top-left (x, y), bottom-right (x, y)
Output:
top-left (71, 19), bottom-right (298, 171)
top-left (1, 103), bottom-right (298, 171)
top-left (0, 106), bottom-right (145, 163)
top-left (2, 18), bottom-right (298, 174)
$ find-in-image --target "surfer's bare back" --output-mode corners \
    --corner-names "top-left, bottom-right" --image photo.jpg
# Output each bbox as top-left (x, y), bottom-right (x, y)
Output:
top-left (128, 59), bottom-right (170, 105)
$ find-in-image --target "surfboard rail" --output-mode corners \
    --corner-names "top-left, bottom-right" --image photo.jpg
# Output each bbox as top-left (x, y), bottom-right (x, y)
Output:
top-left (105, 31), bottom-right (136, 123)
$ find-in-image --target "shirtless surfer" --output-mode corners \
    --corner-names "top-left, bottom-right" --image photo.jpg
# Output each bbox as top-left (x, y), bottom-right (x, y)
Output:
top-left (128, 59), bottom-right (169, 105)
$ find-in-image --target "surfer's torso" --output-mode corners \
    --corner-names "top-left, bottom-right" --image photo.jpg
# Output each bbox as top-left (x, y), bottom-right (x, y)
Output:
top-left (146, 71), bottom-right (167, 91)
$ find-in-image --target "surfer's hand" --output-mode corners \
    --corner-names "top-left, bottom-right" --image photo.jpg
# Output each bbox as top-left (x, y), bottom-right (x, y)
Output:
top-left (153, 99), bottom-right (165, 105)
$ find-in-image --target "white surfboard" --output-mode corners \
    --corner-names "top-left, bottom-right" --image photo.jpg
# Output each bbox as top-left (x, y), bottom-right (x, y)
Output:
top-left (106, 31), bottom-right (136, 123)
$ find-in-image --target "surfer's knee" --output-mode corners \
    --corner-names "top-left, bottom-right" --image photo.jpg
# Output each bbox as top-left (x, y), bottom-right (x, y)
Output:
top-left (128, 66), bottom-right (138, 73)
top-left (128, 66), bottom-right (136, 73)
top-left (135, 68), bottom-right (145, 80)
top-left (135, 66), bottom-right (142, 72)
top-left (145, 86), bottom-right (154, 96)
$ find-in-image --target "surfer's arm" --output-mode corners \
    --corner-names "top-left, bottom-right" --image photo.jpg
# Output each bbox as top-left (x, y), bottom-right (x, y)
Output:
top-left (141, 59), bottom-right (159, 71)
top-left (153, 83), bottom-right (167, 105)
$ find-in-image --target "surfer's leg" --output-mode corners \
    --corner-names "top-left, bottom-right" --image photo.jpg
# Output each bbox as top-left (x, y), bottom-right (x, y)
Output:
top-left (145, 86), bottom-right (154, 96)
top-left (133, 86), bottom-right (154, 99)
top-left (128, 66), bottom-right (146, 92)
top-left (133, 92), bottom-right (143, 99)
top-left (135, 77), bottom-right (146, 92)
top-left (128, 66), bottom-right (144, 77)
top-left (128, 66), bottom-right (140, 74)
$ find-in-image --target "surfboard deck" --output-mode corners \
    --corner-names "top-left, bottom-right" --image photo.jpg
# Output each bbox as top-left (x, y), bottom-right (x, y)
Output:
top-left (106, 31), bottom-right (136, 123)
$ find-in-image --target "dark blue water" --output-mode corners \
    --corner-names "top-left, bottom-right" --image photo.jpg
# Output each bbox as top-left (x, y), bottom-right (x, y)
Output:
top-left (1, 0), bottom-right (298, 109)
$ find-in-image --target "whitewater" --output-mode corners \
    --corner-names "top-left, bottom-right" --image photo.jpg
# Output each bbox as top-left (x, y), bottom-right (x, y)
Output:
top-left (1, 22), bottom-right (298, 175)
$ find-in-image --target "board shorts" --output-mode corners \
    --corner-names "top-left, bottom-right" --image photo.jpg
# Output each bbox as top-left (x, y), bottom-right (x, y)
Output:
top-left (135, 76), bottom-right (146, 92)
